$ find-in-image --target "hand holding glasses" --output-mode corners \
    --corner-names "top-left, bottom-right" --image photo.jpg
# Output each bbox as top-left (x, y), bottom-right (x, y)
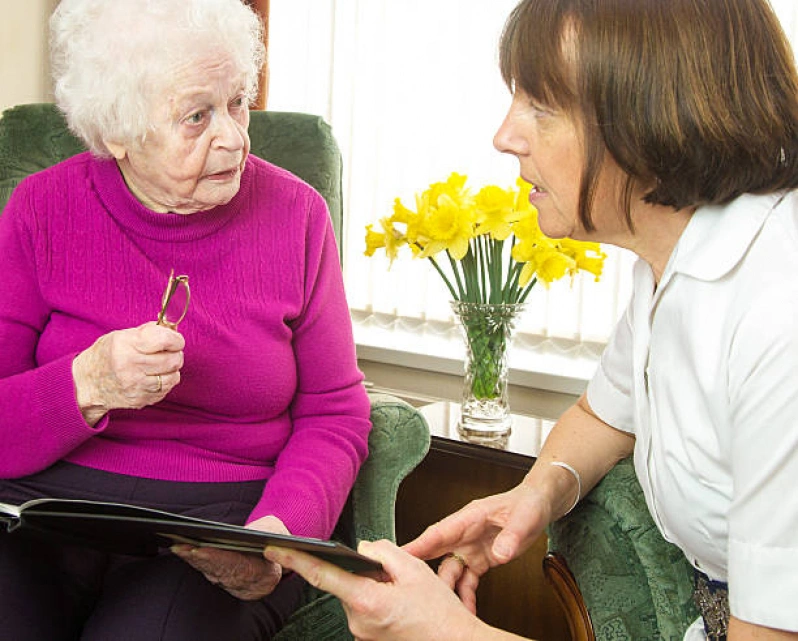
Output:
top-left (157, 269), bottom-right (190, 331)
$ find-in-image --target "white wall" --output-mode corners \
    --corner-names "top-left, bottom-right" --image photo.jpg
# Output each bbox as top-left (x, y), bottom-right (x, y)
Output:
top-left (0, 0), bottom-right (58, 113)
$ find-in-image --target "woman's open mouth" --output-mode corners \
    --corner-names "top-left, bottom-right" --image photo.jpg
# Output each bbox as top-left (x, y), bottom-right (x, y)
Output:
top-left (528, 183), bottom-right (547, 203)
top-left (205, 167), bottom-right (239, 181)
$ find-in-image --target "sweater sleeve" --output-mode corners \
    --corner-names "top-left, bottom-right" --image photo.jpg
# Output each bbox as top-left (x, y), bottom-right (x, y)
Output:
top-left (246, 191), bottom-right (372, 539)
top-left (0, 179), bottom-right (106, 479)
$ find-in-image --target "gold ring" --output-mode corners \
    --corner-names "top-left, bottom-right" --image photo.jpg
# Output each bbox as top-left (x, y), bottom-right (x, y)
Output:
top-left (155, 374), bottom-right (163, 392)
top-left (447, 552), bottom-right (468, 570)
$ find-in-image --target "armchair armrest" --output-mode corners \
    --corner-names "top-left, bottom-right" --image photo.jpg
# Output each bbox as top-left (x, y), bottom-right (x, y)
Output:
top-left (546, 457), bottom-right (697, 640)
top-left (351, 392), bottom-right (431, 543)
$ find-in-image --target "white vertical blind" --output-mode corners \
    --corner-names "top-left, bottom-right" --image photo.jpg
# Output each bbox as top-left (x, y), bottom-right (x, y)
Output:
top-left (268, 0), bottom-right (798, 369)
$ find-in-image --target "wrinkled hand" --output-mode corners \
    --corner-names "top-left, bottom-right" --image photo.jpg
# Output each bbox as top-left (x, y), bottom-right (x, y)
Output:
top-left (172, 516), bottom-right (288, 601)
top-left (402, 482), bottom-right (549, 613)
top-left (72, 321), bottom-right (185, 424)
top-left (266, 540), bottom-right (485, 641)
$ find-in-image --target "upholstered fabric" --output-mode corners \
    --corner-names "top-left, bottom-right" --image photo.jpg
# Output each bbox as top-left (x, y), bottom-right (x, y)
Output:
top-left (0, 104), bottom-right (343, 255)
top-left (0, 103), bottom-right (431, 641)
top-left (547, 458), bottom-right (698, 641)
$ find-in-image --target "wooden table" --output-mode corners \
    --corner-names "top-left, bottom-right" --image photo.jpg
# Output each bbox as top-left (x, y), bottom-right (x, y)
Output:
top-left (395, 402), bottom-right (570, 640)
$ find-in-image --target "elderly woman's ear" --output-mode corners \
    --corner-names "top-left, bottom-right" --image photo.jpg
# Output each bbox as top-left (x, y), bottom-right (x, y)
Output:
top-left (103, 141), bottom-right (128, 161)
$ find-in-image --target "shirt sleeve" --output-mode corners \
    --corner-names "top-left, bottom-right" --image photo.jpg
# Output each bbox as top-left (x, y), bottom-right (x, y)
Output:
top-left (586, 298), bottom-right (637, 434)
top-left (246, 190), bottom-right (372, 539)
top-left (0, 179), bottom-right (105, 479)
top-left (726, 282), bottom-right (798, 630)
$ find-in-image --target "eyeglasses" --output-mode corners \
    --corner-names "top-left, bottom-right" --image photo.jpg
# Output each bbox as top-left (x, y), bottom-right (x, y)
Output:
top-left (157, 269), bottom-right (190, 330)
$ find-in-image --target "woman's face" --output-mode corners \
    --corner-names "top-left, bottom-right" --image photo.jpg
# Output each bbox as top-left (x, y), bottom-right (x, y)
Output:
top-left (493, 90), bottom-right (628, 242)
top-left (106, 54), bottom-right (251, 214)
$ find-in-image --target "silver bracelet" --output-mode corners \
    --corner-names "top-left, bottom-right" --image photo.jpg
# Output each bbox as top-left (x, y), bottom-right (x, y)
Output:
top-left (550, 461), bottom-right (582, 516)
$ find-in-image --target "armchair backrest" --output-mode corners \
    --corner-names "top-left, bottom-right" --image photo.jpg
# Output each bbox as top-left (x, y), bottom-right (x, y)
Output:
top-left (0, 104), bottom-right (344, 257)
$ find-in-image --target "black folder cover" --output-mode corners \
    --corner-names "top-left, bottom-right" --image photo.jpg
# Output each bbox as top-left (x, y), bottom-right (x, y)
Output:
top-left (0, 498), bottom-right (381, 575)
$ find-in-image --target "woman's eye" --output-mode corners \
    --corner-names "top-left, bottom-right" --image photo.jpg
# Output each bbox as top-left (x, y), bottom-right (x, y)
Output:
top-left (185, 111), bottom-right (206, 125)
top-left (231, 96), bottom-right (246, 110)
top-left (528, 101), bottom-right (555, 118)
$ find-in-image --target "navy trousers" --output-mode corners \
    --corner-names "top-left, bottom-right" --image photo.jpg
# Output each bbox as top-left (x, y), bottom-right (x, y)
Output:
top-left (0, 462), bottom-right (305, 641)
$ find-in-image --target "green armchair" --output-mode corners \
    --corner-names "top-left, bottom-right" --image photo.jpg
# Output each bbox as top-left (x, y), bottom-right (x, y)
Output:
top-left (545, 457), bottom-right (699, 641)
top-left (0, 103), bottom-right (431, 640)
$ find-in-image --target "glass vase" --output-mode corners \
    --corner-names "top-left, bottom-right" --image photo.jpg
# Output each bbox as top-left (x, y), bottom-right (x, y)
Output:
top-left (451, 301), bottom-right (526, 444)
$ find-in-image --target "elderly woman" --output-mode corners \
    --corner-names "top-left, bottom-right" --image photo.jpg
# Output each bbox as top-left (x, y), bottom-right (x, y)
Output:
top-left (266, 0), bottom-right (798, 639)
top-left (0, 0), bottom-right (371, 639)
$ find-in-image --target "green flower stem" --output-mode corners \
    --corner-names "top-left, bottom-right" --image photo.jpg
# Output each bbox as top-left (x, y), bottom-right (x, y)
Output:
top-left (477, 236), bottom-right (491, 303)
top-left (490, 239), bottom-right (503, 304)
top-left (504, 262), bottom-right (523, 303)
top-left (461, 248), bottom-right (479, 303)
top-left (505, 237), bottom-right (517, 295)
top-left (473, 239), bottom-right (483, 303)
top-left (423, 235), bottom-right (540, 306)
top-left (447, 252), bottom-right (468, 301)
top-left (427, 255), bottom-right (459, 300)
top-left (518, 276), bottom-right (538, 303)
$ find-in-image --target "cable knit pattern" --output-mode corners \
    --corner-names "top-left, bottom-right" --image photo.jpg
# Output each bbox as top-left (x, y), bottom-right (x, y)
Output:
top-left (0, 151), bottom-right (372, 540)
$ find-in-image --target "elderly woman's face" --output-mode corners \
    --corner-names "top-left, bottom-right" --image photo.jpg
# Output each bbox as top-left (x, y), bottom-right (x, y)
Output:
top-left (106, 54), bottom-right (250, 214)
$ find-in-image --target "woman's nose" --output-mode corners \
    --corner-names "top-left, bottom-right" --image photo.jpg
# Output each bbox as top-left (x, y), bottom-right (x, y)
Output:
top-left (493, 110), bottom-right (527, 157)
top-left (212, 113), bottom-right (246, 151)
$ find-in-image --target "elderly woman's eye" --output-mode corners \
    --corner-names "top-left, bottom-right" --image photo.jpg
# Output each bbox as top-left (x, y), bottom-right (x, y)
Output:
top-left (185, 111), bottom-right (206, 125)
top-left (231, 96), bottom-right (246, 110)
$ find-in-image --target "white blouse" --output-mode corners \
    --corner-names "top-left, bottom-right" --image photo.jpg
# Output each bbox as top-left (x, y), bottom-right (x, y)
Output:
top-left (587, 191), bottom-right (798, 633)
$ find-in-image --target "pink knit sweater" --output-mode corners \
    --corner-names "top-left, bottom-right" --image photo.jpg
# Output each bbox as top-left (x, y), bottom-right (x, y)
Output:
top-left (0, 152), bottom-right (371, 539)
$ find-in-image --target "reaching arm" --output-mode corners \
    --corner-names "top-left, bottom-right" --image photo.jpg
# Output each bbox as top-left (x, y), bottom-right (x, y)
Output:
top-left (528, 393), bottom-right (635, 522)
top-left (403, 394), bottom-right (634, 611)
top-left (266, 540), bottom-right (533, 641)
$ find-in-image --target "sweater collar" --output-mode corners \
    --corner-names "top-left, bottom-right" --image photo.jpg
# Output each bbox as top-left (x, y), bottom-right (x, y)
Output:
top-left (89, 153), bottom-right (252, 242)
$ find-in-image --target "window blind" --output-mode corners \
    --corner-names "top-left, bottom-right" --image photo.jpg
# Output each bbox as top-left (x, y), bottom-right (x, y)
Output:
top-left (267, 0), bottom-right (798, 377)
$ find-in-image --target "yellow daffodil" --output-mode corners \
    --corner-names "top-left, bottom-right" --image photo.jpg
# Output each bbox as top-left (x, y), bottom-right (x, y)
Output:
top-left (558, 238), bottom-right (606, 281)
top-left (474, 185), bottom-right (518, 241)
top-left (364, 224), bottom-right (385, 257)
top-left (417, 193), bottom-right (475, 260)
top-left (363, 173), bottom-right (606, 304)
top-left (364, 218), bottom-right (406, 264)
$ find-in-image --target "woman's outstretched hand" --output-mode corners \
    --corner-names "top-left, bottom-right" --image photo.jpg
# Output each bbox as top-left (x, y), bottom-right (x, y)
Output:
top-left (72, 321), bottom-right (185, 424)
top-left (401, 481), bottom-right (550, 614)
top-left (265, 539), bottom-right (489, 641)
top-left (172, 516), bottom-right (288, 601)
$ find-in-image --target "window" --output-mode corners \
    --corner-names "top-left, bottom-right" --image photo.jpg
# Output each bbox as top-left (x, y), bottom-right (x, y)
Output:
top-left (267, 1), bottom-right (798, 393)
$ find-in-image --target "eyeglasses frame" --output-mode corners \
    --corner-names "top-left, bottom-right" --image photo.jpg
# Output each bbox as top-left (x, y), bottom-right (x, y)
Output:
top-left (157, 269), bottom-right (190, 330)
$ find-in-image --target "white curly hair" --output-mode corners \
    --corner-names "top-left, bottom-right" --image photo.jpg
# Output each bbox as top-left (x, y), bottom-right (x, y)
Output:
top-left (50, 0), bottom-right (265, 157)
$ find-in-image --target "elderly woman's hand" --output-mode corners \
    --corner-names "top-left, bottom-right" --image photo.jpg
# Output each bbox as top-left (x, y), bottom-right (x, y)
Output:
top-left (171, 516), bottom-right (288, 601)
top-left (401, 481), bottom-right (548, 614)
top-left (265, 540), bottom-right (494, 641)
top-left (71, 321), bottom-right (185, 425)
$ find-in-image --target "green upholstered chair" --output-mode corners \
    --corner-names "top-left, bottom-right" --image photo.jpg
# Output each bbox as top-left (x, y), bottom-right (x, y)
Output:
top-left (0, 103), bottom-right (431, 641)
top-left (545, 457), bottom-right (699, 641)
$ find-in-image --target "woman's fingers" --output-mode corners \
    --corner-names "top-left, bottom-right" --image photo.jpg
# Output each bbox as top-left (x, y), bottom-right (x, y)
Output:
top-left (172, 546), bottom-right (282, 600)
top-left (268, 541), bottom-right (484, 641)
top-left (73, 321), bottom-right (186, 416)
top-left (454, 567), bottom-right (481, 614)
top-left (265, 544), bottom-right (375, 601)
top-left (436, 553), bottom-right (467, 590)
top-left (172, 516), bottom-right (292, 600)
top-left (490, 485), bottom-right (548, 562)
top-left (134, 321), bottom-right (186, 355)
top-left (402, 503), bottom-right (483, 561)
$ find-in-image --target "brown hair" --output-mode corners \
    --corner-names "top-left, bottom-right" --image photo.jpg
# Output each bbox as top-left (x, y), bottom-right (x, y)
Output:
top-left (500, 0), bottom-right (798, 230)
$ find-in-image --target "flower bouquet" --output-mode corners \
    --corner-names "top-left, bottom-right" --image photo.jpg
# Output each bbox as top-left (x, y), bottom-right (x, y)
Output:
top-left (365, 172), bottom-right (606, 439)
